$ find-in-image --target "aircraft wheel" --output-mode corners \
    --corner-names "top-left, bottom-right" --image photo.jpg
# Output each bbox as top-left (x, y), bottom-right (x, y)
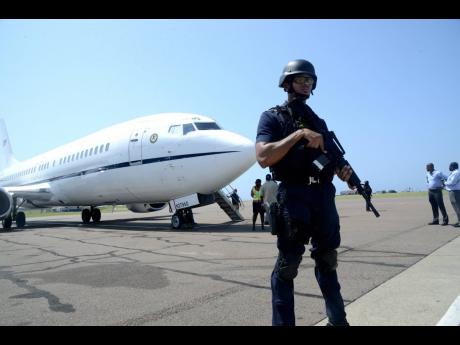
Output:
top-left (171, 213), bottom-right (182, 229)
top-left (91, 208), bottom-right (101, 223)
top-left (16, 212), bottom-right (26, 228)
top-left (2, 216), bottom-right (13, 230)
top-left (82, 209), bottom-right (91, 224)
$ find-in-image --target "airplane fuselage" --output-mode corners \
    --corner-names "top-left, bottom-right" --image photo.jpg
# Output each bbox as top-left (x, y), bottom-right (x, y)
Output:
top-left (0, 113), bottom-right (255, 209)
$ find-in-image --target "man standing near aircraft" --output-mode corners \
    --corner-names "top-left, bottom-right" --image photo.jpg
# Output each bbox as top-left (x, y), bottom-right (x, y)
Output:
top-left (426, 163), bottom-right (449, 226)
top-left (260, 173), bottom-right (278, 226)
top-left (255, 59), bottom-right (353, 326)
top-left (251, 179), bottom-right (265, 231)
top-left (444, 162), bottom-right (460, 227)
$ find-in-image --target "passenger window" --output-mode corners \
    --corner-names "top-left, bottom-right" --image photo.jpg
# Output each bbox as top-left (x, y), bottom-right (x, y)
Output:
top-left (85, 149), bottom-right (88, 157)
top-left (94, 146), bottom-right (98, 154)
top-left (89, 148), bottom-right (93, 156)
top-left (99, 144), bottom-right (104, 153)
top-left (183, 123), bottom-right (196, 135)
top-left (105, 143), bottom-right (110, 151)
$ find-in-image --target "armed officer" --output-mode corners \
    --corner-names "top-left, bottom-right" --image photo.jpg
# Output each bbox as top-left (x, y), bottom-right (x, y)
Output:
top-left (256, 59), bottom-right (353, 326)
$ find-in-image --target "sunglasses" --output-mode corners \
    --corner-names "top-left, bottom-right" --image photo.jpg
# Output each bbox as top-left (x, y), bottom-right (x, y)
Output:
top-left (293, 76), bottom-right (314, 86)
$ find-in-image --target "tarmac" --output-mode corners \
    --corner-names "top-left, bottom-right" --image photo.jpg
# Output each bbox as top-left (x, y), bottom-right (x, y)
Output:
top-left (315, 234), bottom-right (460, 326)
top-left (1, 193), bottom-right (459, 326)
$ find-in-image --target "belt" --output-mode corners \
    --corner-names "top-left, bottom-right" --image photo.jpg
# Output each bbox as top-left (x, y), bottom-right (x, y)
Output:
top-left (281, 176), bottom-right (321, 185)
top-left (307, 176), bottom-right (320, 185)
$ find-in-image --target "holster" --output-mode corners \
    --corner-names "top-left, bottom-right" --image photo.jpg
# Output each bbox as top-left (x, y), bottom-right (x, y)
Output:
top-left (269, 202), bottom-right (282, 236)
top-left (269, 201), bottom-right (301, 239)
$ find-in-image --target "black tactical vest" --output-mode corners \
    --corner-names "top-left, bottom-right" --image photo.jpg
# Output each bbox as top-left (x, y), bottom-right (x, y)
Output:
top-left (269, 101), bottom-right (334, 183)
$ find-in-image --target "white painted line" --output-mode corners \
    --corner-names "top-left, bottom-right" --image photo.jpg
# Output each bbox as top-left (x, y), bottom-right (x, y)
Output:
top-left (437, 295), bottom-right (460, 326)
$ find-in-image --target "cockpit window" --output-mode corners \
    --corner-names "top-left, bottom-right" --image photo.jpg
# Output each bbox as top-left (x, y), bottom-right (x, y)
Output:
top-left (183, 123), bottom-right (196, 135)
top-left (194, 122), bottom-right (221, 130)
top-left (168, 125), bottom-right (182, 135)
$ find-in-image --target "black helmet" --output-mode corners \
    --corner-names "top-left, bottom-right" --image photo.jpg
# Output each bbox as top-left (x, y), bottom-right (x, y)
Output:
top-left (279, 59), bottom-right (317, 90)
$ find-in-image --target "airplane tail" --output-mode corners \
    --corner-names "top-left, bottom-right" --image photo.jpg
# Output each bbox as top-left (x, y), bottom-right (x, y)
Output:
top-left (0, 119), bottom-right (18, 171)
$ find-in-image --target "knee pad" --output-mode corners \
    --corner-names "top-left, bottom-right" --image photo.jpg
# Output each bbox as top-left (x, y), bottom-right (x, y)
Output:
top-left (314, 250), bottom-right (338, 273)
top-left (276, 255), bottom-right (303, 281)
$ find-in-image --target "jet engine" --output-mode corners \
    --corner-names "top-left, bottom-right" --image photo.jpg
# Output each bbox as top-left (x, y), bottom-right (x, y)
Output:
top-left (0, 188), bottom-right (13, 219)
top-left (126, 202), bottom-right (168, 213)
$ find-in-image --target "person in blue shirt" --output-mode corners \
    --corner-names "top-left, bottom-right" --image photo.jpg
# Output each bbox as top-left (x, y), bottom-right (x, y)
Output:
top-left (256, 59), bottom-right (353, 326)
top-left (444, 162), bottom-right (460, 227)
top-left (426, 163), bottom-right (448, 225)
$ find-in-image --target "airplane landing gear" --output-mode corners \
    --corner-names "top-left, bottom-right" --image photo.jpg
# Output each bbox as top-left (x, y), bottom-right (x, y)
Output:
top-left (82, 209), bottom-right (91, 224)
top-left (15, 211), bottom-right (26, 228)
top-left (1, 198), bottom-right (26, 231)
top-left (2, 216), bottom-right (12, 230)
top-left (81, 207), bottom-right (101, 224)
top-left (91, 207), bottom-right (101, 223)
top-left (171, 208), bottom-right (195, 229)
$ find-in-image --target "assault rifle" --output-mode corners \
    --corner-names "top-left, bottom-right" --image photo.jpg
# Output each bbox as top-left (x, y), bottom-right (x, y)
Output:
top-left (311, 131), bottom-right (380, 217)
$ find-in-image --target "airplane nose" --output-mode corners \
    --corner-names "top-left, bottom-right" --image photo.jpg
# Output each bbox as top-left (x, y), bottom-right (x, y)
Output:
top-left (235, 135), bottom-right (256, 168)
top-left (179, 129), bottom-right (256, 194)
top-left (218, 131), bottom-right (256, 171)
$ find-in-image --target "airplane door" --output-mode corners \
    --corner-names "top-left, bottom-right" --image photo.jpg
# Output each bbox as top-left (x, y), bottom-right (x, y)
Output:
top-left (129, 128), bottom-right (147, 165)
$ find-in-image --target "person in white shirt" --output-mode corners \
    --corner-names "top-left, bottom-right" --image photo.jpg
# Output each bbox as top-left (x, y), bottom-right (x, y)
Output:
top-left (426, 163), bottom-right (449, 225)
top-left (444, 162), bottom-right (460, 227)
top-left (260, 173), bottom-right (279, 226)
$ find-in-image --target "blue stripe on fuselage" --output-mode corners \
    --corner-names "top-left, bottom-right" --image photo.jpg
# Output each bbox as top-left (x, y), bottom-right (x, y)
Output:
top-left (8, 150), bottom-right (239, 187)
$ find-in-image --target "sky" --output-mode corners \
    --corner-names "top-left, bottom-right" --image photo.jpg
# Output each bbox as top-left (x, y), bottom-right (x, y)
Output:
top-left (1, 19), bottom-right (459, 201)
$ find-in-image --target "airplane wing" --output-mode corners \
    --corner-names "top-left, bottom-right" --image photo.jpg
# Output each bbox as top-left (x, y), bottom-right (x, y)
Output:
top-left (3, 183), bottom-right (53, 201)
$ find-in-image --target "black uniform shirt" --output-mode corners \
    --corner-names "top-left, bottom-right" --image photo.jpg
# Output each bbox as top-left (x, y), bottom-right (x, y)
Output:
top-left (256, 102), bottom-right (334, 183)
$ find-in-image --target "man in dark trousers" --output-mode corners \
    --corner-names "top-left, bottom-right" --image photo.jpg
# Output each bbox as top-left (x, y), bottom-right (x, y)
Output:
top-left (230, 188), bottom-right (241, 210)
top-left (250, 179), bottom-right (265, 231)
top-left (426, 163), bottom-right (448, 225)
top-left (256, 59), bottom-right (353, 326)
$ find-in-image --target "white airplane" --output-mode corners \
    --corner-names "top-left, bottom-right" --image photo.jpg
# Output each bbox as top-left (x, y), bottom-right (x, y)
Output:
top-left (0, 113), bottom-right (255, 230)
